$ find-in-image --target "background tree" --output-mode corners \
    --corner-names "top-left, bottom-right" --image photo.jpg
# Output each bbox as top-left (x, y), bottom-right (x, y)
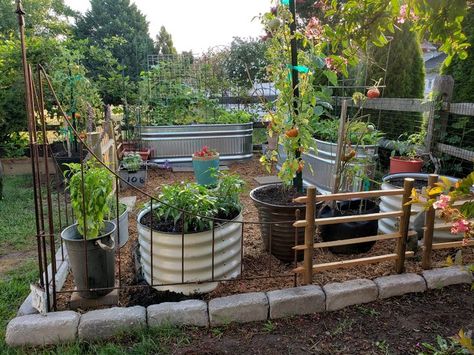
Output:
top-left (74, 0), bottom-right (154, 87)
top-left (154, 26), bottom-right (177, 55)
top-left (442, 6), bottom-right (474, 103)
top-left (224, 37), bottom-right (269, 90)
top-left (366, 22), bottom-right (425, 98)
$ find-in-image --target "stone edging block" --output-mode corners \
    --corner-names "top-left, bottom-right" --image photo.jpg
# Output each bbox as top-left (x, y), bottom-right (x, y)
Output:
top-left (267, 285), bottom-right (325, 319)
top-left (374, 273), bottom-right (426, 299)
top-left (422, 266), bottom-right (473, 289)
top-left (78, 306), bottom-right (146, 340)
top-left (6, 311), bottom-right (80, 346)
top-left (323, 279), bottom-right (378, 311)
top-left (148, 300), bottom-right (208, 327)
top-left (209, 292), bottom-right (268, 326)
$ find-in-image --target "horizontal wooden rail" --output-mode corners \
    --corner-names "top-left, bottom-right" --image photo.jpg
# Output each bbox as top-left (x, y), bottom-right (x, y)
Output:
top-left (294, 189), bottom-right (404, 204)
top-left (293, 211), bottom-right (403, 228)
top-left (431, 240), bottom-right (474, 250)
top-left (293, 251), bottom-right (415, 274)
top-left (292, 231), bottom-right (416, 251)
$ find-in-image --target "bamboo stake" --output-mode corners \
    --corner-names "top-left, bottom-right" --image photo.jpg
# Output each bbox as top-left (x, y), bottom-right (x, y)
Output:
top-left (395, 178), bottom-right (414, 273)
top-left (422, 174), bottom-right (439, 269)
top-left (303, 186), bottom-right (316, 285)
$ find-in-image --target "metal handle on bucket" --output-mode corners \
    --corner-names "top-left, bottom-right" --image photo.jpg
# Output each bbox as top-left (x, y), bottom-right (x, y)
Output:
top-left (96, 238), bottom-right (115, 252)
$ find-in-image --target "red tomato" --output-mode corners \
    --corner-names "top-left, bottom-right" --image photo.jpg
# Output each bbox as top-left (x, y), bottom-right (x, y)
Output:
top-left (367, 87), bottom-right (380, 99)
top-left (285, 127), bottom-right (299, 138)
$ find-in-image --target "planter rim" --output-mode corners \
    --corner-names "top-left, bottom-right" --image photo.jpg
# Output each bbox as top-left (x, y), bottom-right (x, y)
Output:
top-left (313, 137), bottom-right (378, 149)
top-left (389, 156), bottom-right (423, 163)
top-left (137, 206), bottom-right (242, 236)
top-left (382, 172), bottom-right (458, 184)
top-left (61, 221), bottom-right (117, 242)
top-left (192, 153), bottom-right (220, 161)
top-left (249, 183), bottom-right (307, 208)
top-left (141, 122), bottom-right (253, 128)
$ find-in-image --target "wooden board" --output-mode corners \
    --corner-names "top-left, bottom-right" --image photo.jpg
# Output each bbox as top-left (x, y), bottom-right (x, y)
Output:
top-left (293, 211), bottom-right (403, 228)
top-left (292, 252), bottom-right (415, 274)
top-left (294, 189), bottom-right (404, 204)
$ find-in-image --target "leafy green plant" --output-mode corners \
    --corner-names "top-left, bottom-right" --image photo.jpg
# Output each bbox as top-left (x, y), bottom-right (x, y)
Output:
top-left (381, 132), bottom-right (424, 159)
top-left (65, 161), bottom-right (113, 239)
top-left (420, 335), bottom-right (470, 355)
top-left (0, 133), bottom-right (29, 158)
top-left (312, 118), bottom-right (383, 145)
top-left (122, 152), bottom-right (142, 172)
top-left (152, 172), bottom-right (244, 233)
top-left (154, 182), bottom-right (218, 233)
top-left (105, 197), bottom-right (127, 220)
top-left (212, 171), bottom-right (245, 218)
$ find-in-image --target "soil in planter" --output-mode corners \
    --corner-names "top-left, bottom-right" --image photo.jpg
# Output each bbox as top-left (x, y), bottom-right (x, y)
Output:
top-left (139, 208), bottom-right (240, 233)
top-left (252, 184), bottom-right (309, 206)
top-left (388, 177), bottom-right (428, 190)
top-left (319, 199), bottom-right (379, 254)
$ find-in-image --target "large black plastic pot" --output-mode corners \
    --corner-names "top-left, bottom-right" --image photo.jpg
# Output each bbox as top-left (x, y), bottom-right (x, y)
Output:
top-left (61, 221), bottom-right (116, 299)
top-left (319, 199), bottom-right (379, 254)
top-left (250, 184), bottom-right (314, 263)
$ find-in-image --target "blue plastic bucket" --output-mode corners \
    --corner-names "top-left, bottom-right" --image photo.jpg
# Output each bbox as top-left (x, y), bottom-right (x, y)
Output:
top-left (192, 155), bottom-right (219, 186)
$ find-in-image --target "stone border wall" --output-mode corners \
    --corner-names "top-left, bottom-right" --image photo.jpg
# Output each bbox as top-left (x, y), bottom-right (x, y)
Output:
top-left (6, 266), bottom-right (472, 347)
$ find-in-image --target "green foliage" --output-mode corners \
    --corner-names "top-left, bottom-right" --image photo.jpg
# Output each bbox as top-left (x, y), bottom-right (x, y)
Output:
top-left (312, 118), bottom-right (383, 145)
top-left (121, 152), bottom-right (142, 172)
top-left (153, 173), bottom-right (244, 233)
top-left (105, 198), bottom-right (127, 220)
top-left (442, 7), bottom-right (474, 103)
top-left (380, 132), bottom-right (424, 158)
top-left (154, 182), bottom-right (218, 233)
top-left (74, 0), bottom-right (154, 87)
top-left (154, 26), bottom-right (177, 55)
top-left (0, 133), bottom-right (29, 158)
top-left (366, 22), bottom-right (425, 99)
top-left (65, 161), bottom-right (113, 239)
top-left (420, 335), bottom-right (470, 355)
top-left (223, 37), bottom-right (269, 89)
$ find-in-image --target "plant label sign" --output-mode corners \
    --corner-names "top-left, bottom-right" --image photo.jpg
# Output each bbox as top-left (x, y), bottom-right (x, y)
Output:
top-left (30, 283), bottom-right (48, 314)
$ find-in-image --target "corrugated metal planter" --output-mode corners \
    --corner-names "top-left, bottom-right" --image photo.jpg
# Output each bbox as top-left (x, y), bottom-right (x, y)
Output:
top-left (137, 207), bottom-right (242, 295)
top-left (379, 173), bottom-right (463, 242)
top-left (140, 123), bottom-right (253, 163)
top-left (278, 138), bottom-right (377, 193)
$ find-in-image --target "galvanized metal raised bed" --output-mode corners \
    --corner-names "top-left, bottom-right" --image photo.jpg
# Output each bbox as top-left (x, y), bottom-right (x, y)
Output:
top-left (278, 138), bottom-right (378, 193)
top-left (139, 123), bottom-right (253, 164)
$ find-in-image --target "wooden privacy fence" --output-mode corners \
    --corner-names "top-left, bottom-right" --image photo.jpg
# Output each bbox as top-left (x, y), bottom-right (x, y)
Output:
top-left (292, 179), bottom-right (415, 284)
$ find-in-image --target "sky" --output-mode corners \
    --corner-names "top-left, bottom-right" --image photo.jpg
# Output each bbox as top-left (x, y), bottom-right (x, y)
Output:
top-left (64, 0), bottom-right (273, 53)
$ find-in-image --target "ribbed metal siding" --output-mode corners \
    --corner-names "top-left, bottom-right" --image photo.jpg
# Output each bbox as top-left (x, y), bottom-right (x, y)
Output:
top-left (140, 123), bottom-right (253, 163)
top-left (137, 208), bottom-right (242, 295)
top-left (278, 138), bottom-right (377, 193)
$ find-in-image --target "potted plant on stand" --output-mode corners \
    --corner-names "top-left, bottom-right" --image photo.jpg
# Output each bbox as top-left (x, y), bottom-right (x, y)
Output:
top-left (119, 152), bottom-right (146, 189)
top-left (60, 161), bottom-right (116, 299)
top-left (137, 172), bottom-right (245, 294)
top-left (192, 146), bottom-right (219, 186)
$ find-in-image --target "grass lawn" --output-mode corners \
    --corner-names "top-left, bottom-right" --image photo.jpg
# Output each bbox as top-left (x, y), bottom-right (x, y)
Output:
top-left (0, 175), bottom-right (37, 254)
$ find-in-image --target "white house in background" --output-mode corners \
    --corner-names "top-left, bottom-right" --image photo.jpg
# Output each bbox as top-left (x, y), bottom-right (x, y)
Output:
top-left (422, 40), bottom-right (447, 96)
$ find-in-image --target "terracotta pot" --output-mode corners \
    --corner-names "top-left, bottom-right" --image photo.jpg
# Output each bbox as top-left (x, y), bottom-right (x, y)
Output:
top-left (123, 149), bottom-right (151, 161)
top-left (389, 156), bottom-right (423, 174)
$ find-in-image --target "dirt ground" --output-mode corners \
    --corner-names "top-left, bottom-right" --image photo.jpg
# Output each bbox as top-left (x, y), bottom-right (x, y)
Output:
top-left (56, 155), bottom-right (474, 310)
top-left (170, 284), bottom-right (474, 355)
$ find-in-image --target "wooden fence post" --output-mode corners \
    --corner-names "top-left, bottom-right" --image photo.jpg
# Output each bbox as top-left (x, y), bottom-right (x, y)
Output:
top-left (422, 174), bottom-right (439, 269)
top-left (303, 186), bottom-right (316, 285)
top-left (424, 75), bottom-right (454, 153)
top-left (396, 178), bottom-right (414, 273)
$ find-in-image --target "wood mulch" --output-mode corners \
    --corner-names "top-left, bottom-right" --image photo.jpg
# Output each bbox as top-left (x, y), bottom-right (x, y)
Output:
top-left (55, 155), bottom-right (474, 311)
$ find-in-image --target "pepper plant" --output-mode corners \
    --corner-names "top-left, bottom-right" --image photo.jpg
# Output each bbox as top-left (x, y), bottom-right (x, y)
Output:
top-left (65, 161), bottom-right (113, 239)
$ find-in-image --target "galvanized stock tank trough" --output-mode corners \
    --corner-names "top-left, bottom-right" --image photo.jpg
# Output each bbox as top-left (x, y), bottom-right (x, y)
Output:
top-left (140, 123), bottom-right (253, 164)
top-left (137, 207), bottom-right (243, 295)
top-left (278, 138), bottom-right (377, 193)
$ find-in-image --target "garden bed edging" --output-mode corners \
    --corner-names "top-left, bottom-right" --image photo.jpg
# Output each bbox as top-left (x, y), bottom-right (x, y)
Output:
top-left (7, 265), bottom-right (472, 347)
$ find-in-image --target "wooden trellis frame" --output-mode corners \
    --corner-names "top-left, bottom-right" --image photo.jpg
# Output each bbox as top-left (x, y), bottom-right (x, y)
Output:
top-left (292, 179), bottom-right (415, 285)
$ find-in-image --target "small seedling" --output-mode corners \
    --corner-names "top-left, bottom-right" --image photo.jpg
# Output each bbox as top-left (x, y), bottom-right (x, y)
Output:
top-left (263, 320), bottom-right (276, 333)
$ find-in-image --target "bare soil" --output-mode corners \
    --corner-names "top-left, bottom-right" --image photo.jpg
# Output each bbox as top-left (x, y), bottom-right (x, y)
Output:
top-left (56, 155), bottom-right (474, 311)
top-left (171, 285), bottom-right (474, 355)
